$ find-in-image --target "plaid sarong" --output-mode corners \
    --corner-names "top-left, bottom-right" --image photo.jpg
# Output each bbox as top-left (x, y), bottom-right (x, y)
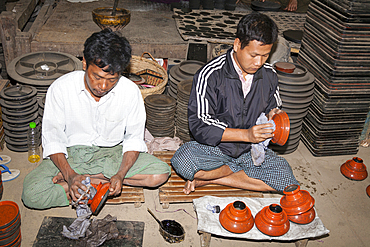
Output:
top-left (171, 141), bottom-right (298, 192)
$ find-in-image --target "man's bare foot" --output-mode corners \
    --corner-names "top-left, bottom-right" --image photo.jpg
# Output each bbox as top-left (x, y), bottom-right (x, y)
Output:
top-left (184, 180), bottom-right (196, 194)
top-left (52, 172), bottom-right (65, 184)
top-left (183, 179), bottom-right (208, 194)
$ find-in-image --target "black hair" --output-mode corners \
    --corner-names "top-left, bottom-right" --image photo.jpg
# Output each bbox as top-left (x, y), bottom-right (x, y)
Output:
top-left (236, 12), bottom-right (278, 49)
top-left (83, 28), bottom-right (132, 74)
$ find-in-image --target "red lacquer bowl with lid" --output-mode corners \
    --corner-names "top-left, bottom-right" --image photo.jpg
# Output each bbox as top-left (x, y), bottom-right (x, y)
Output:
top-left (271, 111), bottom-right (290, 146)
top-left (340, 157), bottom-right (368, 181)
top-left (219, 201), bottom-right (254, 234)
top-left (280, 184), bottom-right (315, 217)
top-left (255, 204), bottom-right (290, 237)
top-left (88, 182), bottom-right (110, 215)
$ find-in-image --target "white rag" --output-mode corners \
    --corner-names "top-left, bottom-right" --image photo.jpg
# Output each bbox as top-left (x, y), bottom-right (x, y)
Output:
top-left (144, 129), bottom-right (183, 154)
top-left (251, 113), bottom-right (275, 166)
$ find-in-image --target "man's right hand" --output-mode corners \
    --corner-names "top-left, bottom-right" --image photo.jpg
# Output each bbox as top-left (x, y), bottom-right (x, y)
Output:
top-left (50, 153), bottom-right (88, 202)
top-left (246, 123), bottom-right (274, 143)
top-left (66, 173), bottom-right (88, 201)
top-left (222, 123), bottom-right (274, 143)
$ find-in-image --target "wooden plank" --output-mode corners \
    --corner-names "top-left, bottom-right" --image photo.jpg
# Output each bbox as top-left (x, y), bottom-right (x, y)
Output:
top-left (154, 151), bottom-right (264, 207)
top-left (0, 11), bottom-right (17, 67)
top-left (106, 185), bottom-right (144, 206)
top-left (15, 31), bottom-right (32, 57)
top-left (12, 0), bottom-right (37, 30)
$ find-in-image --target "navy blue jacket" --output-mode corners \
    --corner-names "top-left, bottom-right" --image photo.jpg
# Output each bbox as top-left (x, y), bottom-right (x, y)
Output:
top-left (188, 49), bottom-right (282, 158)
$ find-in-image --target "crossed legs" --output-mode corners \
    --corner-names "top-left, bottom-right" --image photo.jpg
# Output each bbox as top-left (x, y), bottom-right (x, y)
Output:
top-left (183, 165), bottom-right (274, 194)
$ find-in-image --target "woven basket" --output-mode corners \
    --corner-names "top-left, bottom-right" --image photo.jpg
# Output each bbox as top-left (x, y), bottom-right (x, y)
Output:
top-left (127, 52), bottom-right (168, 99)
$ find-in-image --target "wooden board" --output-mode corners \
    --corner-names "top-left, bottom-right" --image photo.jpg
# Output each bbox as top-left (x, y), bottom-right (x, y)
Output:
top-left (33, 216), bottom-right (145, 247)
top-left (154, 151), bottom-right (263, 209)
top-left (106, 186), bottom-right (144, 208)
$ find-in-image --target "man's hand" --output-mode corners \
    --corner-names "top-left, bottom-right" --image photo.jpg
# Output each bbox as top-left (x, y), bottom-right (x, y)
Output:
top-left (246, 123), bottom-right (274, 143)
top-left (109, 173), bottom-right (124, 196)
top-left (66, 173), bottom-right (88, 201)
top-left (50, 153), bottom-right (88, 202)
top-left (284, 0), bottom-right (298, 11)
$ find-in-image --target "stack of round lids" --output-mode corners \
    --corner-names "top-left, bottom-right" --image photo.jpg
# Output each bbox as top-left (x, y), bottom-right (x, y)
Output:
top-left (7, 51), bottom-right (82, 98)
top-left (0, 84), bottom-right (40, 152)
top-left (270, 62), bottom-right (315, 154)
top-left (38, 95), bottom-right (45, 123)
top-left (297, 0), bottom-right (370, 156)
top-left (175, 80), bottom-right (193, 142)
top-left (0, 201), bottom-right (21, 247)
top-left (144, 94), bottom-right (176, 137)
top-left (167, 60), bottom-right (204, 100)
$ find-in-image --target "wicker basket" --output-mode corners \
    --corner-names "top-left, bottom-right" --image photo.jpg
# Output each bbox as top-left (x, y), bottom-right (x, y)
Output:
top-left (127, 52), bottom-right (168, 99)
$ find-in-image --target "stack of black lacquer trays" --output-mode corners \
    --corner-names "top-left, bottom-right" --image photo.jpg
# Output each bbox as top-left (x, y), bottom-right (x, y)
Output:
top-left (297, 0), bottom-right (370, 156)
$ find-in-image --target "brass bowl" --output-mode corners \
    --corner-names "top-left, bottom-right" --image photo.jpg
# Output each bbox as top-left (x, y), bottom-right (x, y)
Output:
top-left (92, 7), bottom-right (131, 32)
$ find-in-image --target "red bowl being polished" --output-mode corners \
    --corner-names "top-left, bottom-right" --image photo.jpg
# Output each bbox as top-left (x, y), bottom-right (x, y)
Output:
top-left (340, 157), bottom-right (368, 181)
top-left (271, 111), bottom-right (290, 146)
top-left (280, 184), bottom-right (315, 217)
top-left (255, 204), bottom-right (290, 237)
top-left (88, 182), bottom-right (110, 215)
top-left (219, 201), bottom-right (254, 234)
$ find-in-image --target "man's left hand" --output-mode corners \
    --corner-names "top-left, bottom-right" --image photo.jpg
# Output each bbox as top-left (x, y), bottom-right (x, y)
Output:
top-left (109, 174), bottom-right (124, 196)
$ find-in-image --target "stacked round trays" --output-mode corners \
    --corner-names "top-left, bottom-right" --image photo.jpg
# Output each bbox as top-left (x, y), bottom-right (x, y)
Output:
top-left (7, 51), bottom-right (82, 98)
top-left (270, 62), bottom-right (315, 154)
top-left (167, 60), bottom-right (204, 100)
top-left (144, 94), bottom-right (177, 137)
top-left (0, 201), bottom-right (21, 247)
top-left (175, 80), bottom-right (193, 142)
top-left (0, 84), bottom-right (40, 152)
top-left (38, 95), bottom-right (45, 123)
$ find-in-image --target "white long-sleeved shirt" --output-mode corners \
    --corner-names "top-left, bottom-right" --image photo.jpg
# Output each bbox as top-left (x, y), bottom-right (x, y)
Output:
top-left (42, 71), bottom-right (148, 158)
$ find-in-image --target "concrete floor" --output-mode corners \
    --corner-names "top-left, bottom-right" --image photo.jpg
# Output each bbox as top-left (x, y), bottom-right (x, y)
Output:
top-left (2, 141), bottom-right (370, 247)
top-left (2, 0), bottom-right (370, 247)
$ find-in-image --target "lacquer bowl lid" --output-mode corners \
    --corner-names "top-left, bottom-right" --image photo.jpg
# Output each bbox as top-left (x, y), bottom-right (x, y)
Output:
top-left (271, 111), bottom-right (290, 146)
top-left (280, 184), bottom-right (315, 216)
top-left (219, 201), bottom-right (254, 234)
top-left (340, 157), bottom-right (368, 181)
top-left (89, 182), bottom-right (110, 215)
top-left (255, 204), bottom-right (290, 237)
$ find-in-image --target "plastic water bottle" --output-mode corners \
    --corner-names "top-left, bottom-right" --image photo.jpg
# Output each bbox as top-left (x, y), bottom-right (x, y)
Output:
top-left (27, 122), bottom-right (41, 163)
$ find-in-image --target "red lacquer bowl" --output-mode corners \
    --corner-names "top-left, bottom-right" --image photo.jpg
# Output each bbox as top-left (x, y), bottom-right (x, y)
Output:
top-left (255, 204), bottom-right (290, 237)
top-left (271, 111), bottom-right (290, 146)
top-left (88, 182), bottom-right (110, 215)
top-left (340, 157), bottom-right (368, 181)
top-left (366, 185), bottom-right (370, 197)
top-left (287, 207), bottom-right (316, 224)
top-left (275, 62), bottom-right (296, 73)
top-left (280, 184), bottom-right (315, 216)
top-left (219, 201), bottom-right (254, 234)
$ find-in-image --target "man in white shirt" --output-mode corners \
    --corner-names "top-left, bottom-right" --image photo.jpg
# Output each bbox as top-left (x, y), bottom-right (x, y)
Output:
top-left (22, 29), bottom-right (171, 209)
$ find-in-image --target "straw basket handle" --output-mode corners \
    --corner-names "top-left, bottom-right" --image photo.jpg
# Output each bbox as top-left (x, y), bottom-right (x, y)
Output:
top-left (140, 52), bottom-right (156, 62)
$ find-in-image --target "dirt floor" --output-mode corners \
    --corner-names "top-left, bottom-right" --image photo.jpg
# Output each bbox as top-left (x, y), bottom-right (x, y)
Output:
top-left (1, 0), bottom-right (370, 247)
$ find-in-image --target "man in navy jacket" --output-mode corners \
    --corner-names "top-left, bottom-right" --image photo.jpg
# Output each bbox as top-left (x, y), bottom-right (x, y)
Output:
top-left (171, 13), bottom-right (298, 194)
